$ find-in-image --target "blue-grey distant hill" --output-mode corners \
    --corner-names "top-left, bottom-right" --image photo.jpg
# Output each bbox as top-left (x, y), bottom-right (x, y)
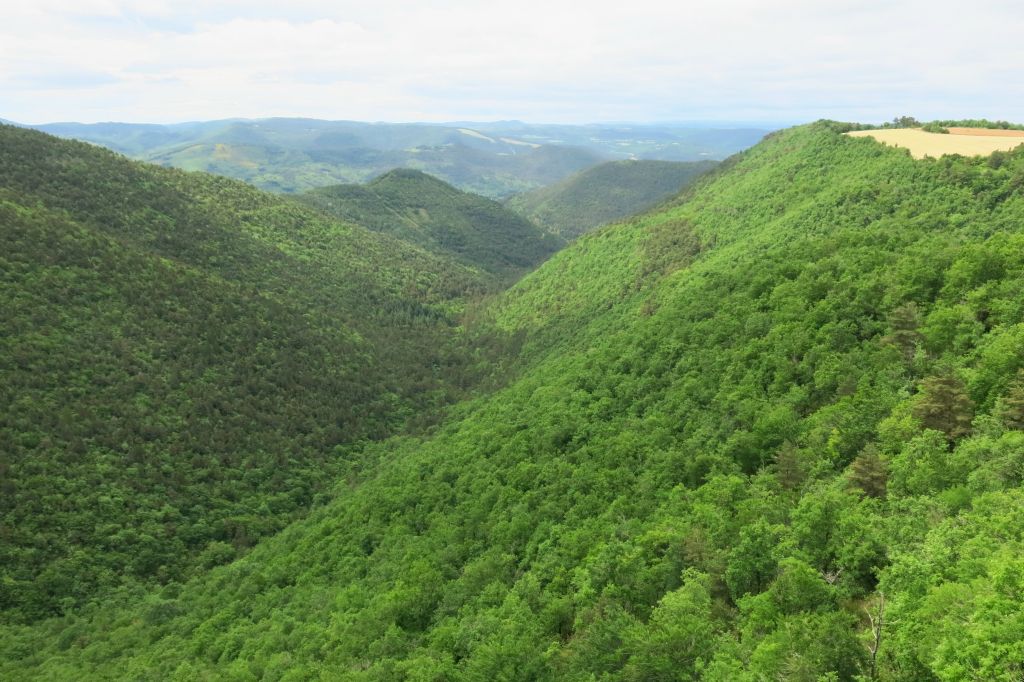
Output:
top-left (22, 117), bottom-right (770, 197)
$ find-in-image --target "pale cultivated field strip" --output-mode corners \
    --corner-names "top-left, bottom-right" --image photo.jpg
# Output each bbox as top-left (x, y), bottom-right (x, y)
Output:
top-left (947, 127), bottom-right (1024, 137)
top-left (847, 128), bottom-right (1024, 159)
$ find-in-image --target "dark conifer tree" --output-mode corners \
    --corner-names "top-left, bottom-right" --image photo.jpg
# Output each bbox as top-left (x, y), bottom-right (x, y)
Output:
top-left (1000, 369), bottom-right (1024, 430)
top-left (883, 302), bottom-right (923, 363)
top-left (913, 368), bottom-right (974, 441)
top-left (847, 444), bottom-right (888, 498)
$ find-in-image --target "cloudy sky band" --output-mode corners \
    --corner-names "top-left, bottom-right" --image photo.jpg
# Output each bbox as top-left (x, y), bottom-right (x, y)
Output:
top-left (3, 0), bottom-right (1022, 124)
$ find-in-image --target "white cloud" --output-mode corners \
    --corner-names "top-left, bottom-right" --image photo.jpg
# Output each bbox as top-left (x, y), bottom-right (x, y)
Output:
top-left (2, 0), bottom-right (1023, 123)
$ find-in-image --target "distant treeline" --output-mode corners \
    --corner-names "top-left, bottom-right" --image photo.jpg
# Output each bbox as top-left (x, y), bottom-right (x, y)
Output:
top-left (836, 116), bottom-right (1024, 134)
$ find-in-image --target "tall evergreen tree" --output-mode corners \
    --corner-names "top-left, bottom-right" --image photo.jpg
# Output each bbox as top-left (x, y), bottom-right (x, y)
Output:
top-left (883, 302), bottom-right (923, 364)
top-left (1000, 369), bottom-right (1024, 430)
top-left (913, 368), bottom-right (974, 441)
top-left (847, 444), bottom-right (888, 498)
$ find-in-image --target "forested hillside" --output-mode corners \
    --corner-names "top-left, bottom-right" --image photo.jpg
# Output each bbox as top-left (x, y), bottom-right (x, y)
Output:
top-left (6, 121), bottom-right (1024, 680)
top-left (300, 169), bottom-right (563, 281)
top-left (0, 124), bottom-right (502, 622)
top-left (506, 159), bottom-right (717, 238)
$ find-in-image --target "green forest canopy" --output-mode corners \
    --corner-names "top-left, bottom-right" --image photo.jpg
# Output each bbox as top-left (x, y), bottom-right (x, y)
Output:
top-left (0, 124), bottom-right (511, 622)
top-left (4, 121), bottom-right (1024, 680)
top-left (299, 169), bottom-right (563, 282)
top-left (505, 159), bottom-right (717, 238)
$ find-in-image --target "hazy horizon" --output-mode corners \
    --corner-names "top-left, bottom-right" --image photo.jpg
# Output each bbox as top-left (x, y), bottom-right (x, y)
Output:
top-left (5, 114), bottom-right (791, 128)
top-left (4, 1), bottom-right (1022, 126)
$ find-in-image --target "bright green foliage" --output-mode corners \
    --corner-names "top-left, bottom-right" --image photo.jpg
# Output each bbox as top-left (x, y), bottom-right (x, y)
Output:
top-left (880, 489), bottom-right (1024, 680)
top-left (621, 569), bottom-right (721, 680)
top-left (300, 169), bottom-right (564, 281)
top-left (725, 519), bottom-right (785, 599)
top-left (505, 159), bottom-right (717, 238)
top-left (5, 121), bottom-right (1024, 680)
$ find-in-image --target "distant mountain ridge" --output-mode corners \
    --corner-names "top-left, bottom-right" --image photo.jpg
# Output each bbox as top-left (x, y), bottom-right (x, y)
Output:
top-left (17, 117), bottom-right (770, 197)
top-left (506, 159), bottom-right (718, 238)
top-left (300, 169), bottom-right (564, 281)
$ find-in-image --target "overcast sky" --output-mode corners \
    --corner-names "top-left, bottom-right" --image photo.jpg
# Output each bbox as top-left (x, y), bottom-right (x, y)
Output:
top-left (3, 0), bottom-right (1023, 125)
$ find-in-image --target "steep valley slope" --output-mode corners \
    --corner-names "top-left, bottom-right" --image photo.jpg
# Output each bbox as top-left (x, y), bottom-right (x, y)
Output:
top-left (0, 124), bottom-right (507, 623)
top-left (505, 159), bottom-right (717, 238)
top-left (299, 169), bottom-right (564, 282)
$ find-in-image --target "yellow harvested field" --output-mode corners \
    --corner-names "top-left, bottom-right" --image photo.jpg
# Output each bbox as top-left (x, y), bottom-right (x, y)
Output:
top-left (846, 128), bottom-right (1024, 159)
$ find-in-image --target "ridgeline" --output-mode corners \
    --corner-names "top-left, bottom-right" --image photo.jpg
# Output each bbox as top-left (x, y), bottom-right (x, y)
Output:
top-left (506, 159), bottom-right (718, 238)
top-left (300, 169), bottom-right (563, 282)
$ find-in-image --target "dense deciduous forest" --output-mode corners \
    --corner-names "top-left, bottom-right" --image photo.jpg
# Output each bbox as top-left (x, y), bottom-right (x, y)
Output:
top-left (4, 120), bottom-right (1024, 680)
top-left (0, 124), bottom-right (512, 622)
top-left (505, 159), bottom-right (718, 238)
top-left (299, 169), bottom-right (563, 281)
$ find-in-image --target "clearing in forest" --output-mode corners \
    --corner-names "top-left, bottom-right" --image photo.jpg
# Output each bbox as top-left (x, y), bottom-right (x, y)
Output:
top-left (847, 127), bottom-right (1024, 159)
